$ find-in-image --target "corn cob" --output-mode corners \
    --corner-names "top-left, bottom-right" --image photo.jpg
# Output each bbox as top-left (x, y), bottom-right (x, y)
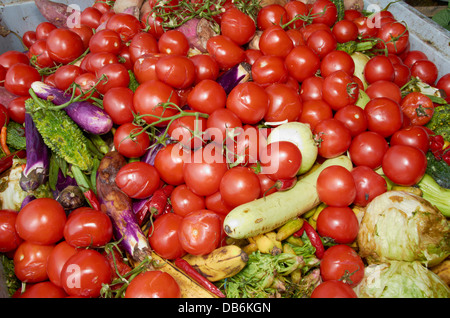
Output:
top-left (25, 97), bottom-right (94, 171)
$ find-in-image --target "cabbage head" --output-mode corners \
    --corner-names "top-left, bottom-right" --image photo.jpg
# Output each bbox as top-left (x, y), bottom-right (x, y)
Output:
top-left (354, 261), bottom-right (450, 298)
top-left (357, 191), bottom-right (450, 267)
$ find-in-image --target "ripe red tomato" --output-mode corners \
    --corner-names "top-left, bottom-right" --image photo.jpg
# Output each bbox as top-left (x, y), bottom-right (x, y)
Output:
top-left (259, 141), bottom-right (302, 180)
top-left (256, 4), bottom-right (288, 30)
top-left (158, 30), bottom-right (189, 56)
top-left (252, 55), bottom-right (288, 87)
top-left (219, 166), bottom-right (261, 208)
top-left (320, 50), bottom-right (355, 77)
top-left (332, 19), bottom-right (358, 43)
top-left (436, 73), bottom-right (450, 103)
top-left (0, 209), bottom-right (23, 253)
top-left (376, 21), bottom-right (409, 55)
top-left (183, 148), bottom-right (228, 197)
top-left (364, 97), bottom-right (403, 138)
top-left (322, 70), bottom-right (359, 111)
top-left (316, 206), bottom-right (359, 244)
top-left (264, 83), bottom-right (302, 122)
top-left (178, 209), bottom-right (222, 255)
top-left (89, 29), bottom-right (123, 55)
top-left (317, 165), bottom-right (356, 207)
top-left (168, 111), bottom-right (207, 149)
top-left (314, 118), bottom-right (352, 158)
top-left (15, 198), bottom-right (66, 245)
top-left (154, 143), bottom-right (186, 186)
top-left (0, 50), bottom-right (29, 69)
top-left (105, 12), bottom-right (141, 42)
top-left (96, 63), bottom-right (130, 95)
top-left (71, 25), bottom-right (94, 50)
top-left (155, 54), bottom-right (195, 89)
top-left (113, 123), bottom-right (151, 158)
top-left (221, 7), bottom-right (256, 46)
top-left (307, 29), bottom-right (337, 59)
top-left (311, 280), bottom-right (358, 298)
top-left (60, 249), bottom-right (112, 298)
top-left (334, 104), bottom-right (367, 137)
top-left (35, 21), bottom-right (57, 40)
top-left (319, 244), bottom-right (365, 287)
top-left (348, 131), bottom-right (389, 169)
top-left (190, 54), bottom-right (220, 83)
top-left (285, 45), bottom-right (321, 83)
top-left (206, 108), bottom-right (242, 145)
top-left (351, 165), bottom-right (387, 206)
top-left (129, 32), bottom-right (159, 64)
top-left (410, 59), bottom-right (438, 85)
top-left (115, 161), bottom-right (161, 199)
top-left (18, 281), bottom-right (67, 298)
top-left (363, 55), bottom-right (395, 84)
top-left (80, 6), bottom-right (102, 29)
top-left (14, 241), bottom-right (54, 283)
top-left (226, 82), bottom-right (269, 125)
top-left (46, 28), bottom-right (85, 64)
top-left (7, 96), bottom-right (27, 124)
top-left (133, 79), bottom-right (180, 126)
top-left (171, 184), bottom-right (206, 217)
top-left (148, 213), bottom-right (186, 260)
top-left (284, 0), bottom-right (308, 29)
top-left (46, 241), bottom-right (78, 287)
top-left (311, 0), bottom-right (337, 26)
top-left (259, 25), bottom-right (294, 58)
top-left (390, 125), bottom-right (430, 154)
top-left (54, 64), bottom-right (84, 91)
top-left (22, 30), bottom-right (37, 48)
top-left (63, 207), bottom-right (113, 248)
top-left (400, 92), bottom-right (434, 126)
top-left (300, 76), bottom-right (324, 101)
top-left (382, 144), bottom-right (427, 186)
top-left (187, 79), bottom-right (227, 114)
top-left (365, 80), bottom-right (402, 104)
top-left (206, 35), bottom-right (245, 70)
top-left (299, 100), bottom-right (333, 130)
top-left (103, 87), bottom-right (136, 125)
top-left (125, 271), bottom-right (181, 298)
top-left (4, 63), bottom-right (40, 96)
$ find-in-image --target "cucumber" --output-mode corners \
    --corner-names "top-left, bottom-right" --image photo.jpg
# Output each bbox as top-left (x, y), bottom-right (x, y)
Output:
top-left (223, 155), bottom-right (353, 239)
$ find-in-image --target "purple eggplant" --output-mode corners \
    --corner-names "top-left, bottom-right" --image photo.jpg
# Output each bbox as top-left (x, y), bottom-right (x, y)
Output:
top-left (96, 151), bottom-right (152, 263)
top-left (20, 112), bottom-right (50, 191)
top-left (216, 62), bottom-right (252, 94)
top-left (31, 81), bottom-right (113, 135)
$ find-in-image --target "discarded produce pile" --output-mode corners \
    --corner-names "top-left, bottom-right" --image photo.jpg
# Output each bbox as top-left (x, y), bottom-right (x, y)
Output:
top-left (0, 0), bottom-right (449, 298)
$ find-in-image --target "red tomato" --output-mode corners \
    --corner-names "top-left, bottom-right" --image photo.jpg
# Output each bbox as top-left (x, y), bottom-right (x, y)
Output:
top-left (256, 4), bottom-right (288, 30)
top-left (314, 118), bottom-right (352, 158)
top-left (348, 131), bottom-right (389, 169)
top-left (96, 63), bottom-right (130, 95)
top-left (15, 198), bottom-right (66, 245)
top-left (0, 50), bottom-right (29, 69)
top-left (46, 29), bottom-right (85, 64)
top-left (390, 125), bottom-right (430, 154)
top-left (316, 206), bottom-right (359, 244)
top-left (264, 83), bottom-right (302, 122)
top-left (4, 63), bottom-right (40, 96)
top-left (89, 29), bottom-right (123, 55)
top-left (125, 271), bottom-right (181, 298)
top-left (285, 45), bottom-right (321, 83)
top-left (332, 19), bottom-right (358, 43)
top-left (29, 39), bottom-right (55, 68)
top-left (364, 97), bottom-right (403, 138)
top-left (252, 55), bottom-right (288, 87)
top-left (7, 96), bottom-right (27, 124)
top-left (183, 147), bottom-right (228, 196)
top-left (306, 29), bottom-right (337, 59)
top-left (0, 210), bottom-right (23, 253)
top-left (168, 111), bottom-right (207, 149)
top-left (22, 30), bottom-right (37, 48)
top-left (363, 55), bottom-right (395, 84)
top-left (353, 16), bottom-right (378, 39)
top-left (171, 184), bottom-right (206, 217)
top-left (311, 0), bottom-right (337, 26)
top-left (54, 64), bottom-right (84, 91)
top-left (402, 50), bottom-right (428, 68)
top-left (80, 6), bottom-right (103, 29)
top-left (351, 165), bottom-right (387, 206)
top-left (206, 108), bottom-right (242, 145)
top-left (221, 7), bottom-right (256, 46)
top-left (334, 104), bottom-right (368, 137)
top-left (316, 165), bottom-right (356, 207)
top-left (219, 166), bottom-right (261, 208)
top-left (382, 144), bottom-right (427, 186)
top-left (320, 50), bottom-right (355, 77)
top-left (46, 241), bottom-right (78, 287)
top-left (103, 87), bottom-right (136, 125)
top-left (105, 12), bottom-right (141, 42)
top-left (178, 209), bottom-right (222, 255)
top-left (60, 249), bottom-right (112, 298)
top-left (365, 80), bottom-right (402, 104)
top-left (285, 0), bottom-right (308, 28)
top-left (259, 141), bottom-right (302, 180)
top-left (133, 79), bottom-right (180, 126)
top-left (376, 21), bottom-right (409, 55)
top-left (148, 213), bottom-right (186, 260)
top-left (436, 73), bottom-right (450, 103)
top-left (319, 244), bottom-right (365, 287)
top-left (83, 51), bottom-right (119, 73)
top-left (205, 191), bottom-right (233, 216)
top-left (129, 32), bottom-right (159, 64)
top-left (410, 59), bottom-right (438, 85)
top-left (400, 92), bottom-right (434, 126)
top-left (187, 79), bottom-right (227, 114)
top-left (115, 161), bottom-right (161, 199)
top-left (259, 25), bottom-right (294, 58)
top-left (299, 100), bottom-right (333, 130)
top-left (157, 30), bottom-right (189, 56)
top-left (63, 207), bottom-right (113, 248)
top-left (190, 54), bottom-right (220, 83)
top-left (35, 22), bottom-right (57, 40)
top-left (71, 25), bottom-right (94, 50)
top-left (14, 241), bottom-right (54, 283)
top-left (0, 65), bottom-right (5, 87)
top-left (322, 70), bottom-right (359, 111)
top-left (113, 123), bottom-right (151, 158)
top-left (18, 281), bottom-right (67, 298)
top-left (133, 53), bottom-right (161, 84)
top-left (154, 143), bottom-right (186, 186)
top-left (206, 35), bottom-right (245, 70)
top-left (73, 72), bottom-right (100, 99)
top-left (155, 54), bottom-right (195, 89)
top-left (311, 280), bottom-right (358, 298)
top-left (226, 82), bottom-right (269, 125)
top-left (300, 76), bottom-right (324, 101)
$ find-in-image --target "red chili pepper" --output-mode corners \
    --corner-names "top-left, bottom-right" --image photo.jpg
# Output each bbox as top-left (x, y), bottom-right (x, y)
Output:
top-left (174, 258), bottom-right (225, 298)
top-left (136, 185), bottom-right (174, 225)
top-left (294, 221), bottom-right (325, 259)
top-left (275, 177), bottom-right (298, 191)
top-left (0, 149), bottom-right (26, 174)
top-left (1, 126), bottom-right (10, 156)
top-left (84, 189), bottom-right (101, 211)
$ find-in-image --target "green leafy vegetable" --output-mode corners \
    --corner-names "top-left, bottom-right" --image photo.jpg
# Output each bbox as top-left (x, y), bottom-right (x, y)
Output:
top-left (425, 151), bottom-right (450, 189)
top-left (6, 121), bottom-right (26, 151)
top-left (1, 254), bottom-right (20, 297)
top-left (432, 2), bottom-right (450, 31)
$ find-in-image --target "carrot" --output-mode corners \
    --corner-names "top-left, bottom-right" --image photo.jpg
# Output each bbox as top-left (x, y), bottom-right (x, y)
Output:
top-left (1, 126), bottom-right (10, 155)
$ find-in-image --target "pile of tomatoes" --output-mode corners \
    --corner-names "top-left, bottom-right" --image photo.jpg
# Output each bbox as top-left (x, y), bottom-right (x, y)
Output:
top-left (0, 0), bottom-right (449, 298)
